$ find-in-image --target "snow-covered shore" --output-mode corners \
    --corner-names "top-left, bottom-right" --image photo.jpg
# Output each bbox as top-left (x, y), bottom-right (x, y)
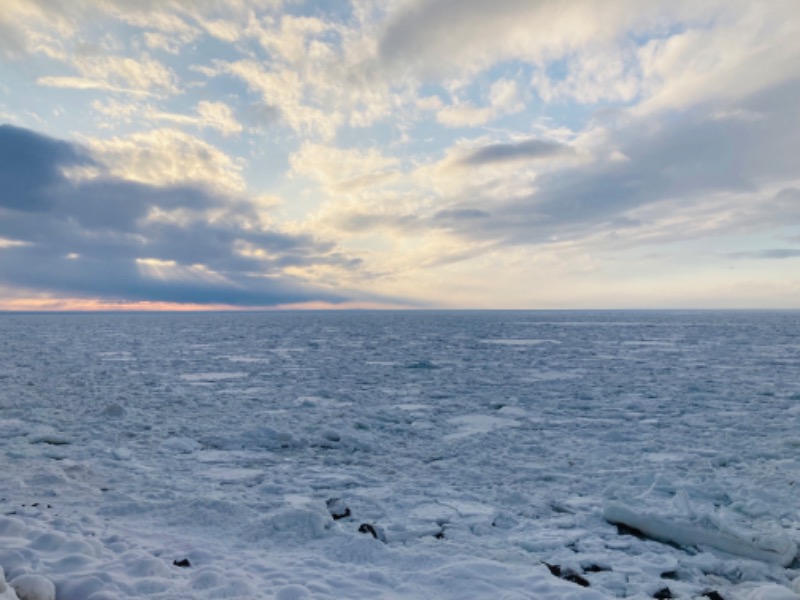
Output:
top-left (1, 311), bottom-right (799, 599)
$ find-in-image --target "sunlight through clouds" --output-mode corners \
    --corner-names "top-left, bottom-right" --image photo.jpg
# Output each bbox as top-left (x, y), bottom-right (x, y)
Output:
top-left (0, 0), bottom-right (799, 308)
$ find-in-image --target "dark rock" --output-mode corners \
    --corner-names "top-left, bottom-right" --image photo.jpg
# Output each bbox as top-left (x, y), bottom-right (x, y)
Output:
top-left (358, 523), bottom-right (378, 538)
top-left (325, 498), bottom-right (351, 520)
top-left (406, 360), bottom-right (438, 369)
top-left (434, 529), bottom-right (445, 539)
top-left (583, 564), bottom-right (610, 573)
top-left (544, 564), bottom-right (589, 587)
top-left (653, 588), bottom-right (673, 599)
top-left (544, 563), bottom-right (561, 577)
top-left (610, 521), bottom-right (682, 550)
top-left (616, 522), bottom-right (648, 540)
top-left (562, 573), bottom-right (590, 587)
top-left (702, 592), bottom-right (724, 600)
top-left (661, 571), bottom-right (679, 580)
top-left (173, 559), bottom-right (191, 568)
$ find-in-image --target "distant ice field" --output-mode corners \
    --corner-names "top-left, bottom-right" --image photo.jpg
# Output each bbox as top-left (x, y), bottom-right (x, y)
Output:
top-left (1, 311), bottom-right (800, 599)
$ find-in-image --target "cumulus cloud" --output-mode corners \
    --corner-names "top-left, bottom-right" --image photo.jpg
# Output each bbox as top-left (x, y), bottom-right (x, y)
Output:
top-left (84, 128), bottom-right (246, 194)
top-left (215, 59), bottom-right (343, 139)
top-left (0, 125), bottom-right (361, 306)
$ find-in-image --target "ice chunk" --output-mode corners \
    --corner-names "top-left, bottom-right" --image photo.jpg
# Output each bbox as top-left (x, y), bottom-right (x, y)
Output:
top-left (445, 414), bottom-right (520, 440)
top-left (275, 584), bottom-right (312, 600)
top-left (101, 404), bottom-right (125, 418)
top-left (244, 506), bottom-right (332, 542)
top-left (160, 436), bottom-right (200, 454)
top-left (738, 585), bottom-right (800, 600)
top-left (111, 447), bottom-right (132, 461)
top-left (240, 426), bottom-right (296, 449)
top-left (604, 503), bottom-right (798, 566)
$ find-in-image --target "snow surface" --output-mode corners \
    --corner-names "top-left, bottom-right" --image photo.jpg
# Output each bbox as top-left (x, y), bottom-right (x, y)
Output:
top-left (1, 310), bottom-right (800, 599)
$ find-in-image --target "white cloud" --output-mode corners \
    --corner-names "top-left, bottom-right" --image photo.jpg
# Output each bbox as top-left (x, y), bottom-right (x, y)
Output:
top-left (489, 78), bottom-right (524, 114)
top-left (635, 2), bottom-right (800, 115)
top-left (248, 14), bottom-right (334, 64)
top-left (85, 128), bottom-right (245, 194)
top-left (37, 76), bottom-right (150, 95)
top-left (219, 60), bottom-right (343, 140)
top-left (90, 98), bottom-right (144, 125)
top-left (37, 53), bottom-right (180, 96)
top-left (289, 143), bottom-right (400, 193)
top-left (436, 78), bottom-right (525, 127)
top-left (436, 103), bottom-right (494, 128)
top-left (532, 47), bottom-right (640, 104)
top-left (149, 101), bottom-right (243, 136)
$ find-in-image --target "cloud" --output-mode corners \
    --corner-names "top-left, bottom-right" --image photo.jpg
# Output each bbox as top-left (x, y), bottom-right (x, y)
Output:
top-left (457, 78), bottom-right (800, 248)
top-left (377, 0), bottom-right (648, 79)
top-left (289, 143), bottom-right (399, 193)
top-left (149, 101), bottom-right (243, 136)
top-left (433, 209), bottom-right (491, 221)
top-left (531, 46), bottom-right (640, 104)
top-left (455, 138), bottom-right (573, 167)
top-left (0, 125), bottom-right (363, 307)
top-left (0, 124), bottom-right (95, 211)
top-left (377, 0), bottom-right (800, 119)
top-left (84, 128), bottom-right (246, 194)
top-left (216, 59), bottom-right (342, 139)
top-left (41, 53), bottom-right (181, 96)
top-left (728, 249), bottom-right (800, 260)
top-left (317, 74), bottom-right (800, 263)
top-left (436, 78), bottom-right (525, 127)
top-left (635, 2), bottom-right (800, 116)
top-left (435, 103), bottom-right (494, 128)
top-left (0, 0), bottom-right (285, 59)
top-left (36, 76), bottom-right (153, 95)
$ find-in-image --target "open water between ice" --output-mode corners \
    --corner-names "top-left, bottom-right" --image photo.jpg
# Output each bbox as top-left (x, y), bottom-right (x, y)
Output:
top-left (1, 311), bottom-right (800, 599)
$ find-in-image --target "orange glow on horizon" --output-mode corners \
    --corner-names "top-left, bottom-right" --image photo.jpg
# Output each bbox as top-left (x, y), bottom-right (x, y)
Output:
top-left (0, 296), bottom-right (410, 312)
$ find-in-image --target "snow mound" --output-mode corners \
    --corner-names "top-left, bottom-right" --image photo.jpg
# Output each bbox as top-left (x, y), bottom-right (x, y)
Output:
top-left (243, 506), bottom-right (333, 543)
top-left (0, 567), bottom-right (19, 600)
top-left (8, 575), bottom-right (55, 600)
top-left (603, 503), bottom-right (798, 566)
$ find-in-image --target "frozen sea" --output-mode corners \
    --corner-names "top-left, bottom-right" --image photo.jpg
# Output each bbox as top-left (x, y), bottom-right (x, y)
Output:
top-left (1, 310), bottom-right (800, 600)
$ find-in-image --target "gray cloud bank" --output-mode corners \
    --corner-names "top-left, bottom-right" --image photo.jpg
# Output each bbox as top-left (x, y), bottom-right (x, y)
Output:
top-left (346, 77), bottom-right (800, 254)
top-left (0, 125), bottom-right (359, 306)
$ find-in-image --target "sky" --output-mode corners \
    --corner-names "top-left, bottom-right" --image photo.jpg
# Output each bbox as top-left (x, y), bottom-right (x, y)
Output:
top-left (0, 0), bottom-right (799, 310)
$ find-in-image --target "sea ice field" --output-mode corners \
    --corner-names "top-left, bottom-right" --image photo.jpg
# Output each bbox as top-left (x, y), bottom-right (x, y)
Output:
top-left (1, 310), bottom-right (800, 600)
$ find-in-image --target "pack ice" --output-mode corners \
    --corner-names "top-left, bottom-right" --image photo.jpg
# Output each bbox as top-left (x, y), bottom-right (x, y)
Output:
top-left (1, 311), bottom-right (800, 599)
